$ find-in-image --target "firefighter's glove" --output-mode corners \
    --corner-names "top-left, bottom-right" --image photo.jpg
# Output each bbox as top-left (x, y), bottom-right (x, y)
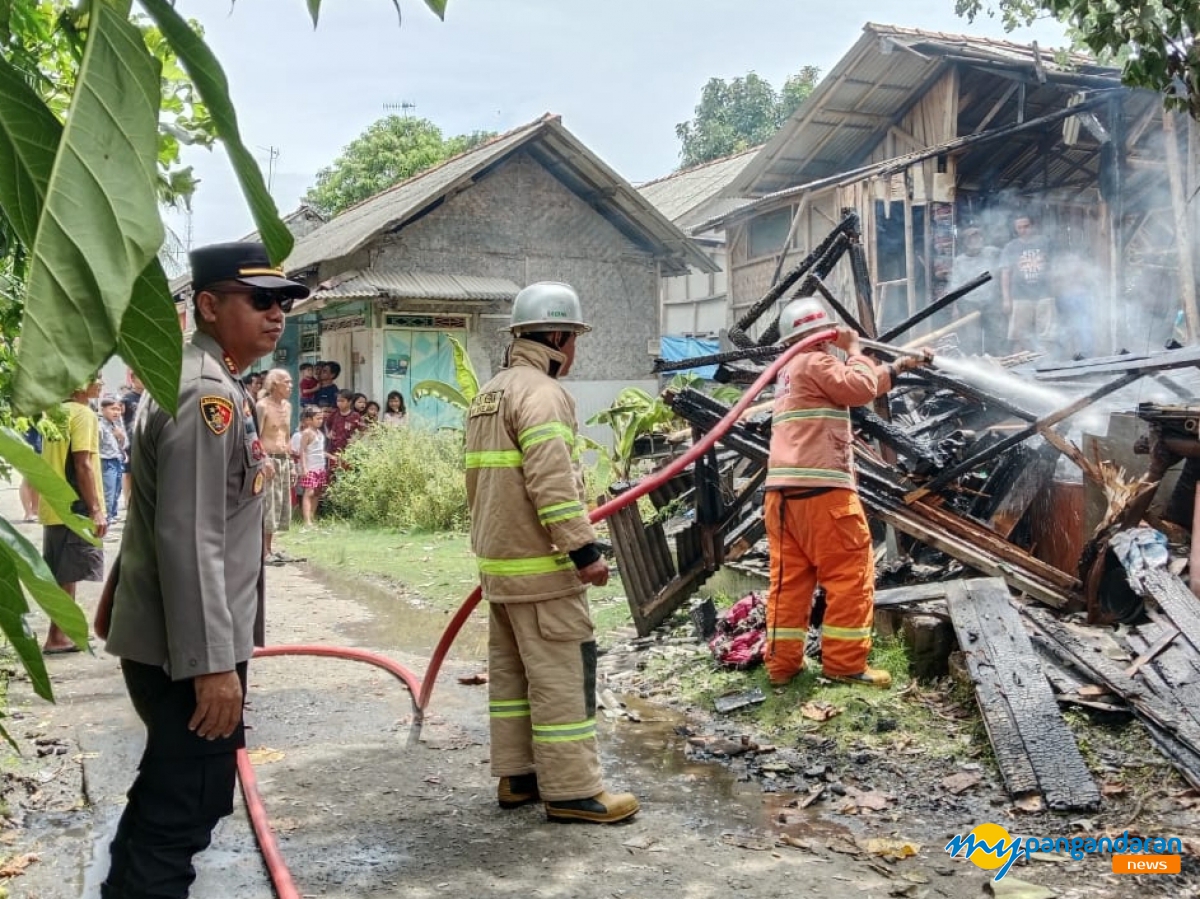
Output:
top-left (896, 348), bottom-right (934, 373)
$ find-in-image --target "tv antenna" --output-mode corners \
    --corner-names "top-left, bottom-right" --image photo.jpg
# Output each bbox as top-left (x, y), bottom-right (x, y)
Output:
top-left (383, 101), bottom-right (417, 118)
top-left (258, 145), bottom-right (280, 192)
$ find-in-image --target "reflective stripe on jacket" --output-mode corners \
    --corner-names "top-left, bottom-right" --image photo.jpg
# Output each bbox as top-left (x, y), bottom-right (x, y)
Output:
top-left (465, 339), bottom-right (595, 603)
top-left (765, 349), bottom-right (891, 492)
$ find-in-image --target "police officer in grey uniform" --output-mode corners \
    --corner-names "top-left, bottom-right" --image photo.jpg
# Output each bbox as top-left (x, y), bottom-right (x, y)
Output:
top-left (99, 242), bottom-right (308, 899)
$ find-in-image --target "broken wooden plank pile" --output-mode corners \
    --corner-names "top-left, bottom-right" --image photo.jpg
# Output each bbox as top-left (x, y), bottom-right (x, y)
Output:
top-left (603, 210), bottom-right (1200, 809)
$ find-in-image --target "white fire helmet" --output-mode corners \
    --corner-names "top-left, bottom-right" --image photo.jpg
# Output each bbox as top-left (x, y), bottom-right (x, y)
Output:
top-left (505, 282), bottom-right (592, 334)
top-left (776, 297), bottom-right (834, 346)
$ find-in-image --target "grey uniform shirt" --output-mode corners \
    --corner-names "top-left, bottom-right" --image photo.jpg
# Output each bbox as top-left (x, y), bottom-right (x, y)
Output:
top-left (106, 332), bottom-right (267, 679)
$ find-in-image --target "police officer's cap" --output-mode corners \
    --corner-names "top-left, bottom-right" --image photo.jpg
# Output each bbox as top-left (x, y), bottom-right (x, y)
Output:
top-left (190, 241), bottom-right (310, 300)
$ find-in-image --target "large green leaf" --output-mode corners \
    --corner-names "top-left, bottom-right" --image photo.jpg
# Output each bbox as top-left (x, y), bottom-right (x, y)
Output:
top-left (0, 427), bottom-right (96, 543)
top-left (140, 0), bottom-right (292, 264)
top-left (0, 52), bottom-right (59, 246)
top-left (11, 6), bottom-right (164, 414)
top-left (412, 380), bottom-right (468, 410)
top-left (0, 518), bottom-right (89, 659)
top-left (0, 552), bottom-right (50, 703)
top-left (118, 260), bottom-right (181, 416)
top-left (446, 334), bottom-right (479, 401)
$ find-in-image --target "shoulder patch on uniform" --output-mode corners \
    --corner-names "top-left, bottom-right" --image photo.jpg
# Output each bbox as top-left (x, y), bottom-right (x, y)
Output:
top-left (200, 396), bottom-right (235, 436)
top-left (469, 390), bottom-right (503, 418)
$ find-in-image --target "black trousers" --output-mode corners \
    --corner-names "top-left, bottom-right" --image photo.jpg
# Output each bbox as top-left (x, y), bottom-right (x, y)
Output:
top-left (102, 660), bottom-right (248, 899)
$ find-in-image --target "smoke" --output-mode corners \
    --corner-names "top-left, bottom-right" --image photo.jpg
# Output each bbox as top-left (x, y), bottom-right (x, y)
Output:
top-left (949, 166), bottom-right (1193, 363)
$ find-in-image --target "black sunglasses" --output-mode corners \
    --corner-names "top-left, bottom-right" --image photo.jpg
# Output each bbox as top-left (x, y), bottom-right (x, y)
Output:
top-left (216, 287), bottom-right (295, 314)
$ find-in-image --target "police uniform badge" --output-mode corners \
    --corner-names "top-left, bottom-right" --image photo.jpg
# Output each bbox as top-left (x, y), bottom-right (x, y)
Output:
top-left (201, 396), bottom-right (235, 436)
top-left (469, 390), bottom-right (502, 419)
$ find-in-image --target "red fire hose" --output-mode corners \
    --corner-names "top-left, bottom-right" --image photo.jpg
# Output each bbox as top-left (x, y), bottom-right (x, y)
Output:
top-left (242, 328), bottom-right (837, 898)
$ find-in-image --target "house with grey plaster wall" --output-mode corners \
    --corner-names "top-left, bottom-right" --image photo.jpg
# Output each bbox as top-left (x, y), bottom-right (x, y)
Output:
top-left (280, 113), bottom-right (715, 431)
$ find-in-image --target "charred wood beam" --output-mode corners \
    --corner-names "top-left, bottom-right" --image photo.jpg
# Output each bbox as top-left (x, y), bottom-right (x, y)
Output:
top-left (653, 343), bottom-right (781, 374)
top-left (804, 273), bottom-right (867, 336)
top-left (851, 407), bottom-right (946, 471)
top-left (878, 272), bottom-right (992, 343)
top-left (911, 497), bottom-right (1078, 592)
top-left (979, 439), bottom-right (1059, 537)
top-left (1035, 344), bottom-right (1200, 381)
top-left (907, 374), bottom-right (1141, 502)
top-left (757, 232), bottom-right (852, 346)
top-left (670, 386), bottom-right (1078, 606)
top-left (727, 212), bottom-right (857, 348)
top-left (905, 399), bottom-right (985, 439)
top-left (666, 389), bottom-right (770, 463)
top-left (846, 222), bottom-right (878, 338)
top-left (1026, 606), bottom-right (1200, 788)
top-left (894, 367), bottom-right (1039, 423)
top-left (859, 484), bottom-right (1078, 608)
top-left (946, 580), bottom-right (1100, 811)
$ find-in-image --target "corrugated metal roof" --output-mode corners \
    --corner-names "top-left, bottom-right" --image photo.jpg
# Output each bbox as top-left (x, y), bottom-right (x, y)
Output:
top-left (636, 148), bottom-right (758, 233)
top-left (292, 269), bottom-right (520, 313)
top-left (285, 113), bottom-right (715, 277)
top-left (728, 22), bottom-right (1122, 199)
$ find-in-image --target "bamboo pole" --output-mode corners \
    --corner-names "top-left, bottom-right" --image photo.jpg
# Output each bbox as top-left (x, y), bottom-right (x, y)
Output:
top-left (900, 310), bottom-right (980, 349)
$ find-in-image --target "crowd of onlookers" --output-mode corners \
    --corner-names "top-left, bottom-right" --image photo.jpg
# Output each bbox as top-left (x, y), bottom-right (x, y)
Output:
top-left (20, 374), bottom-right (144, 530)
top-left (19, 361), bottom-right (405, 556)
top-left (237, 360), bottom-right (407, 547)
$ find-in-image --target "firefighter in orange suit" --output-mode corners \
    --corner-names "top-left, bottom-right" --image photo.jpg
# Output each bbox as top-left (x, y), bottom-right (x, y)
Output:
top-left (465, 282), bottom-right (639, 825)
top-left (764, 297), bottom-right (932, 688)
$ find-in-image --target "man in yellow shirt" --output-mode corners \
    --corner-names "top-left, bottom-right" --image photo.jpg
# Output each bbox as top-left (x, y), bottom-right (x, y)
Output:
top-left (40, 377), bottom-right (107, 653)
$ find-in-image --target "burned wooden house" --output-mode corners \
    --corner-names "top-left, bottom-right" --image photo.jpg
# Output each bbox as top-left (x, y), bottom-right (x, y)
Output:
top-left (605, 199), bottom-right (1200, 810)
top-left (700, 23), bottom-right (1199, 356)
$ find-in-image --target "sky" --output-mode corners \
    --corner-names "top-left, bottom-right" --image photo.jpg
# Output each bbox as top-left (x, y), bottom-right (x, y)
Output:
top-left (166, 0), bottom-right (1068, 251)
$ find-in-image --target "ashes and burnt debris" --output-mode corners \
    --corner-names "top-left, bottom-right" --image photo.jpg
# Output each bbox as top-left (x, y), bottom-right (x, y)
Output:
top-left (607, 212), bottom-right (1200, 810)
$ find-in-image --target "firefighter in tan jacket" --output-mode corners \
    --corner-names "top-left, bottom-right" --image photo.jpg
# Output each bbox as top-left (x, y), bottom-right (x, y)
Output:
top-left (764, 297), bottom-right (931, 689)
top-left (465, 282), bottom-right (638, 825)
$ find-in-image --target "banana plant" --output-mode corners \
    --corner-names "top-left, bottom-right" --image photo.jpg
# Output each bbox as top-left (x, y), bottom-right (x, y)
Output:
top-left (586, 374), bottom-right (703, 479)
top-left (0, 0), bottom-right (448, 740)
top-left (412, 335), bottom-right (479, 414)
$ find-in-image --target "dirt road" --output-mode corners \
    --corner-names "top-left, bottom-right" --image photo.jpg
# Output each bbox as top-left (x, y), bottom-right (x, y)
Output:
top-left (0, 483), bottom-right (1160, 898)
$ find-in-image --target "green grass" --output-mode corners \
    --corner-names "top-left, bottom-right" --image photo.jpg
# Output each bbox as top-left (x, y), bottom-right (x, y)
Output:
top-left (277, 522), bottom-right (626, 611)
top-left (640, 627), bottom-right (983, 759)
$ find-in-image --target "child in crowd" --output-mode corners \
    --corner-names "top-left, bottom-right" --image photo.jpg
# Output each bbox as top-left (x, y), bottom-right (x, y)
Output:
top-left (364, 400), bottom-right (381, 425)
top-left (294, 406), bottom-right (327, 527)
top-left (97, 397), bottom-right (127, 527)
top-left (299, 362), bottom-right (318, 404)
top-left (382, 390), bottom-right (407, 425)
top-left (352, 392), bottom-right (369, 415)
